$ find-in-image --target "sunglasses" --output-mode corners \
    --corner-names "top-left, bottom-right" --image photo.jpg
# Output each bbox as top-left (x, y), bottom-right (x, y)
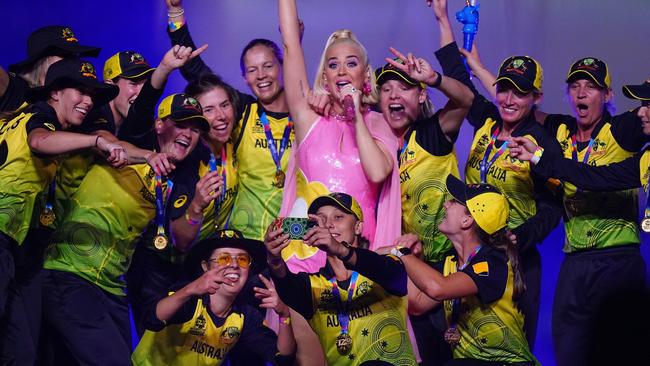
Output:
top-left (209, 253), bottom-right (252, 268)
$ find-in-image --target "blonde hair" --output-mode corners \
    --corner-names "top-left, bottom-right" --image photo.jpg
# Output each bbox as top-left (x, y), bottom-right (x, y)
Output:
top-left (312, 29), bottom-right (378, 105)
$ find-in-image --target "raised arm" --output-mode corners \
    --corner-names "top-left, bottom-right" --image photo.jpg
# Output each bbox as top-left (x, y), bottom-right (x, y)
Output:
top-left (165, 0), bottom-right (215, 81)
top-left (459, 45), bottom-right (497, 99)
top-left (278, 0), bottom-right (319, 143)
top-left (386, 47), bottom-right (473, 142)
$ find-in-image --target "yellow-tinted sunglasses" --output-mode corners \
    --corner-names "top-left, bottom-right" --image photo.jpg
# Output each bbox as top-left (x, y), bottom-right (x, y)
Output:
top-left (209, 253), bottom-right (252, 268)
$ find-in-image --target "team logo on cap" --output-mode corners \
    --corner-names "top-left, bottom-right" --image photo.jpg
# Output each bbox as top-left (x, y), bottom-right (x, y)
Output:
top-left (61, 27), bottom-right (77, 42)
top-left (505, 58), bottom-right (528, 75)
top-left (182, 97), bottom-right (203, 113)
top-left (576, 58), bottom-right (599, 71)
top-left (80, 63), bottom-right (97, 79)
top-left (129, 52), bottom-right (147, 65)
top-left (218, 230), bottom-right (240, 239)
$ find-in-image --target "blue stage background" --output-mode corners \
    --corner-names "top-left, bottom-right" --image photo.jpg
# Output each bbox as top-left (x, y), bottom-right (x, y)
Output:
top-left (4, 1), bottom-right (649, 365)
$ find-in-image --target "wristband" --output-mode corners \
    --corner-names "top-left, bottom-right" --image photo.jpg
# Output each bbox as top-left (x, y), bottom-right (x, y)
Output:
top-left (390, 246), bottom-right (412, 258)
top-left (168, 20), bottom-right (185, 31)
top-left (94, 135), bottom-right (100, 147)
top-left (185, 211), bottom-right (202, 226)
top-left (530, 147), bottom-right (544, 165)
top-left (167, 8), bottom-right (185, 18)
top-left (279, 316), bottom-right (291, 325)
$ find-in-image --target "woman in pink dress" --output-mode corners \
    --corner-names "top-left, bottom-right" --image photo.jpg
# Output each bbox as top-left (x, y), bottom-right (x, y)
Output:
top-left (278, 0), bottom-right (401, 274)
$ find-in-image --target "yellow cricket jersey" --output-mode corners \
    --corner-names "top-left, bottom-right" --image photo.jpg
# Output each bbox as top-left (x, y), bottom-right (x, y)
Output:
top-left (465, 118), bottom-right (554, 229)
top-left (442, 247), bottom-right (537, 364)
top-left (399, 115), bottom-right (458, 263)
top-left (230, 103), bottom-right (293, 241)
top-left (44, 163), bottom-right (164, 296)
top-left (307, 271), bottom-right (417, 366)
top-left (132, 297), bottom-right (244, 366)
top-left (0, 103), bottom-right (59, 245)
top-left (547, 112), bottom-right (642, 252)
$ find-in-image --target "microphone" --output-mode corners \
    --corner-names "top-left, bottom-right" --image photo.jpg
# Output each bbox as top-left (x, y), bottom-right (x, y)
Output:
top-left (343, 95), bottom-right (355, 121)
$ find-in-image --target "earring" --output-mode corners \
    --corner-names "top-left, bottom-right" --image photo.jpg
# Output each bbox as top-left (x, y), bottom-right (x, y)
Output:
top-left (323, 83), bottom-right (330, 92)
top-left (362, 81), bottom-right (371, 95)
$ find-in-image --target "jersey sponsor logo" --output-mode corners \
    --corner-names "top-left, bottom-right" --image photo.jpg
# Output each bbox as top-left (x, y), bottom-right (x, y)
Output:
top-left (399, 170), bottom-right (411, 184)
top-left (0, 115), bottom-right (22, 135)
top-left (188, 314), bottom-right (206, 336)
top-left (173, 195), bottom-right (188, 208)
top-left (189, 340), bottom-right (227, 360)
top-left (325, 305), bottom-right (374, 327)
top-left (253, 138), bottom-right (293, 149)
top-left (472, 261), bottom-right (489, 276)
top-left (139, 186), bottom-right (156, 204)
top-left (400, 147), bottom-right (416, 166)
top-left (467, 155), bottom-right (507, 182)
top-left (219, 326), bottom-right (241, 345)
top-left (356, 281), bottom-right (371, 296)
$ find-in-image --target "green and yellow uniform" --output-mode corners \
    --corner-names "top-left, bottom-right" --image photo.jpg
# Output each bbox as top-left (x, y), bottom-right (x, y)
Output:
top-left (543, 111), bottom-right (646, 252)
top-left (167, 23), bottom-right (293, 242)
top-left (43, 163), bottom-right (166, 296)
top-left (399, 112), bottom-right (458, 263)
top-left (133, 294), bottom-right (291, 366)
top-left (274, 248), bottom-right (417, 366)
top-left (230, 105), bottom-right (292, 241)
top-left (441, 246), bottom-right (537, 365)
top-left (0, 102), bottom-right (60, 245)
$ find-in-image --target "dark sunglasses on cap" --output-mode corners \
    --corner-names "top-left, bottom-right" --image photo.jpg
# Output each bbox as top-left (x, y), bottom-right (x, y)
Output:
top-left (208, 253), bottom-right (252, 268)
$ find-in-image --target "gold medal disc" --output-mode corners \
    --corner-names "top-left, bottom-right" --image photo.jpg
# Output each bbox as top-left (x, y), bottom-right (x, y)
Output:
top-left (153, 234), bottom-right (168, 250)
top-left (274, 170), bottom-right (285, 188)
top-left (40, 209), bottom-right (55, 227)
top-left (444, 327), bottom-right (461, 346)
top-left (336, 333), bottom-right (353, 355)
top-left (641, 218), bottom-right (650, 233)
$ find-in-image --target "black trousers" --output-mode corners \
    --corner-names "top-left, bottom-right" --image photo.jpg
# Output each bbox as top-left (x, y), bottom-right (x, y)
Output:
top-left (42, 269), bottom-right (131, 366)
top-left (517, 247), bottom-right (541, 350)
top-left (0, 229), bottom-right (50, 365)
top-left (552, 245), bottom-right (647, 366)
top-left (410, 298), bottom-right (452, 366)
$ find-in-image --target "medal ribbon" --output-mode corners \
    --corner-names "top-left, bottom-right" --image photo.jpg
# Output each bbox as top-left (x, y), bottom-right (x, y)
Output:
top-left (479, 127), bottom-right (509, 184)
top-left (154, 173), bottom-right (173, 239)
top-left (329, 271), bottom-right (360, 335)
top-left (259, 112), bottom-right (293, 175)
top-left (44, 179), bottom-right (56, 214)
top-left (397, 138), bottom-right (409, 167)
top-left (570, 135), bottom-right (595, 194)
top-left (209, 147), bottom-right (228, 227)
top-left (449, 245), bottom-right (482, 329)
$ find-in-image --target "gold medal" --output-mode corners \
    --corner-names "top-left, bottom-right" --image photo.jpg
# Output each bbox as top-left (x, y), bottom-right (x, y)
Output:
top-left (336, 332), bottom-right (353, 355)
top-left (39, 208), bottom-right (55, 227)
top-left (642, 218), bottom-right (650, 233)
top-left (274, 170), bottom-right (285, 188)
top-left (153, 234), bottom-right (168, 250)
top-left (444, 327), bottom-right (461, 346)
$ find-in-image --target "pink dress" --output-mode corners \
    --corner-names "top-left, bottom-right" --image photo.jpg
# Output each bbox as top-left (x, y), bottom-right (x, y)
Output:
top-left (280, 111), bottom-right (402, 273)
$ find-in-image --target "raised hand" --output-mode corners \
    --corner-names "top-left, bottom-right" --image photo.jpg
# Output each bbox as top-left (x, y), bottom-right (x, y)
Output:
top-left (185, 266), bottom-right (234, 296)
top-left (264, 219), bottom-right (291, 259)
top-left (191, 171), bottom-right (224, 212)
top-left (307, 90), bottom-right (332, 117)
top-left (254, 274), bottom-right (290, 317)
top-left (160, 44), bottom-right (208, 71)
top-left (303, 214), bottom-right (346, 257)
top-left (508, 136), bottom-right (540, 162)
top-left (145, 152), bottom-right (177, 176)
top-left (428, 0), bottom-right (449, 21)
top-left (386, 47), bottom-right (440, 86)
